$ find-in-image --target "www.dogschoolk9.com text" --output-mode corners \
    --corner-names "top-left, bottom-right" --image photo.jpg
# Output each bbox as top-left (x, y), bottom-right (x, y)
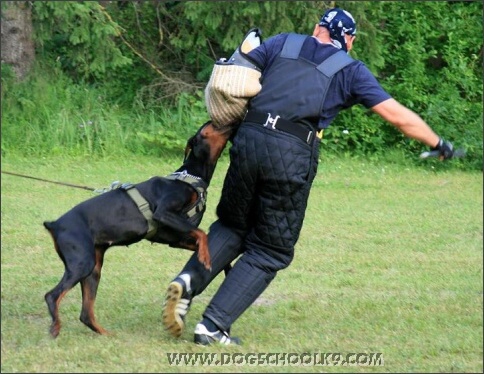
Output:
top-left (166, 352), bottom-right (384, 367)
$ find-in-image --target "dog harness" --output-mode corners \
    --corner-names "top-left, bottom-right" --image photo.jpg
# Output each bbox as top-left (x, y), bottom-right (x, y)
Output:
top-left (123, 185), bottom-right (157, 239)
top-left (164, 170), bottom-right (208, 220)
top-left (121, 170), bottom-right (208, 240)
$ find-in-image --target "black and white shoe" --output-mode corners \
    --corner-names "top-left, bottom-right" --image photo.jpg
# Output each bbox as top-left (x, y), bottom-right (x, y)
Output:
top-left (194, 323), bottom-right (241, 346)
top-left (162, 274), bottom-right (192, 338)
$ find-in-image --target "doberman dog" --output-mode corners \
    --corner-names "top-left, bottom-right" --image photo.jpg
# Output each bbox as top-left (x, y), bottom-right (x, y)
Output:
top-left (43, 121), bottom-right (235, 338)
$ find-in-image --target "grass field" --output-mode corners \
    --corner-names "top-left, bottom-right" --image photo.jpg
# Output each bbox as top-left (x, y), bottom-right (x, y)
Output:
top-left (1, 154), bottom-right (482, 373)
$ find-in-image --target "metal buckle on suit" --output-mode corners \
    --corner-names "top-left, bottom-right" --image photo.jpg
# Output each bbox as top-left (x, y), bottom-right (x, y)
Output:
top-left (263, 113), bottom-right (280, 130)
top-left (306, 129), bottom-right (324, 144)
top-left (306, 131), bottom-right (313, 144)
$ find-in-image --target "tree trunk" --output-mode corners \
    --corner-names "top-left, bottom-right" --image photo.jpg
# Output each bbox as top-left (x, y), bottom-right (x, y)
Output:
top-left (1, 1), bottom-right (35, 81)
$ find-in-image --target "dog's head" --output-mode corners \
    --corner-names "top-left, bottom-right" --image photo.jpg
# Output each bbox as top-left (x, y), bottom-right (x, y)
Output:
top-left (185, 121), bottom-right (236, 165)
top-left (182, 120), bottom-right (237, 184)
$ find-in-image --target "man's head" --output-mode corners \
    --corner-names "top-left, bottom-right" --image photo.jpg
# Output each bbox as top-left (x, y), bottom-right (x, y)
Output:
top-left (318, 8), bottom-right (356, 52)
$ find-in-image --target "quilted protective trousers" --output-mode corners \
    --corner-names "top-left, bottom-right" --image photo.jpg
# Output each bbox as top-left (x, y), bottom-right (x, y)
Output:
top-left (180, 122), bottom-right (320, 331)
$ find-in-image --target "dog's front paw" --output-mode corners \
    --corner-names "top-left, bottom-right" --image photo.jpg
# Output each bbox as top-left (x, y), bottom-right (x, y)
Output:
top-left (192, 229), bottom-right (211, 271)
top-left (198, 252), bottom-right (212, 272)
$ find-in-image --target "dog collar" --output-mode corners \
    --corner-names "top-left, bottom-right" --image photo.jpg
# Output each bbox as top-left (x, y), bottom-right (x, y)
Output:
top-left (165, 171), bottom-right (208, 218)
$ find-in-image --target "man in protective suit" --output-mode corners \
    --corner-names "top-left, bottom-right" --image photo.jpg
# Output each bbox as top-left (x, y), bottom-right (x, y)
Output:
top-left (162, 7), bottom-right (456, 345)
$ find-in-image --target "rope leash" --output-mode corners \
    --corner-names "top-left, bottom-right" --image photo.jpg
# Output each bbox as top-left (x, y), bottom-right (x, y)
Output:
top-left (1, 170), bottom-right (126, 194)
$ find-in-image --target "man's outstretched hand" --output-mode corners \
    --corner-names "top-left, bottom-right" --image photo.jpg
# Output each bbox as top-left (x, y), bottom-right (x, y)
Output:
top-left (432, 138), bottom-right (454, 160)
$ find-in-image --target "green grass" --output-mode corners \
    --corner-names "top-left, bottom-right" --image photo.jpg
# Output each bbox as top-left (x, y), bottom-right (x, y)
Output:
top-left (1, 154), bottom-right (482, 373)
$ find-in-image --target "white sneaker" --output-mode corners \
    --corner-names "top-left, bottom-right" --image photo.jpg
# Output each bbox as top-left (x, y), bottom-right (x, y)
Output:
top-left (194, 323), bottom-right (241, 345)
top-left (162, 274), bottom-right (192, 338)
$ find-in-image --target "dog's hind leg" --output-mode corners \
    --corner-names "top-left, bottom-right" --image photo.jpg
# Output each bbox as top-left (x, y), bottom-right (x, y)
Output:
top-left (44, 230), bottom-right (96, 338)
top-left (45, 273), bottom-right (74, 338)
top-left (79, 245), bottom-right (109, 335)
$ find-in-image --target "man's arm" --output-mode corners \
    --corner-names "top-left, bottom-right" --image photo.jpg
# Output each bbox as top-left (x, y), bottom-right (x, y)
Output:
top-left (371, 98), bottom-right (440, 148)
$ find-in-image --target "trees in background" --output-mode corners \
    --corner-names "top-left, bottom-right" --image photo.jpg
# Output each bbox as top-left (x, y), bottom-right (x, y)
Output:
top-left (1, 1), bottom-right (482, 168)
top-left (1, 2), bottom-right (35, 80)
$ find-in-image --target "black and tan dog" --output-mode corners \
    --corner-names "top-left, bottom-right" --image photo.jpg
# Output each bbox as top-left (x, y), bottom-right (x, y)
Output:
top-left (43, 121), bottom-right (235, 338)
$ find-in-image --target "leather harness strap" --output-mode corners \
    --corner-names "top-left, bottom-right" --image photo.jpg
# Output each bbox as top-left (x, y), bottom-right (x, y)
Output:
top-left (123, 185), bottom-right (157, 239)
top-left (122, 171), bottom-right (208, 240)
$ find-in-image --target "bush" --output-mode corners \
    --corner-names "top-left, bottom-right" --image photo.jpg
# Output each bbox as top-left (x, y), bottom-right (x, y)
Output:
top-left (2, 1), bottom-right (481, 171)
top-left (1, 61), bottom-right (209, 159)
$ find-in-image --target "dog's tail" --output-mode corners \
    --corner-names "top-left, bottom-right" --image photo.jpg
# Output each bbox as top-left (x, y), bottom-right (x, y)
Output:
top-left (43, 221), bottom-right (57, 241)
top-left (43, 220), bottom-right (67, 265)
